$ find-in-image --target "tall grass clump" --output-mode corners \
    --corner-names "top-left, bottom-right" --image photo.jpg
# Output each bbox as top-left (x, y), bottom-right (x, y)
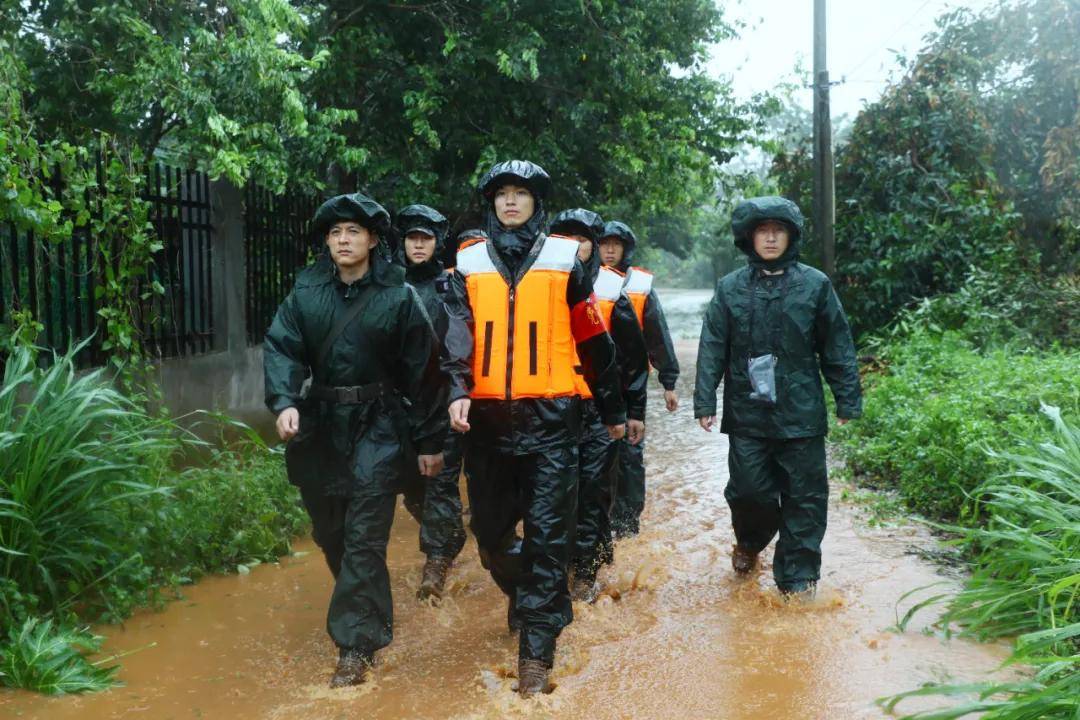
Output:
top-left (0, 342), bottom-right (178, 618)
top-left (883, 405), bottom-right (1079, 719)
top-left (0, 343), bottom-right (306, 694)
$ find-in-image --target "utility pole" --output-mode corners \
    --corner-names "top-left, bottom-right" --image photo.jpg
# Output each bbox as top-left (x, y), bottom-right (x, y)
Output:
top-left (813, 0), bottom-right (836, 277)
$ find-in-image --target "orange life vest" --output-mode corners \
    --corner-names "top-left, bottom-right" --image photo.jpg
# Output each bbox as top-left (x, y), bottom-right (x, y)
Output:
top-left (573, 264), bottom-right (625, 399)
top-left (456, 235), bottom-right (581, 400)
top-left (623, 267), bottom-right (654, 328)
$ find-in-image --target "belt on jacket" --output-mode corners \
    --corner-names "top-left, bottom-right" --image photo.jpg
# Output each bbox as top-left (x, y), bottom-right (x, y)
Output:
top-left (307, 381), bottom-right (389, 404)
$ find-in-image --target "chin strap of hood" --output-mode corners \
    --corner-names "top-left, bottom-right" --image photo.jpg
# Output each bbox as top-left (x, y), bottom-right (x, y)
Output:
top-left (747, 241), bottom-right (800, 272)
top-left (483, 199), bottom-right (548, 270)
top-left (317, 243), bottom-right (402, 287)
top-left (403, 254), bottom-right (444, 282)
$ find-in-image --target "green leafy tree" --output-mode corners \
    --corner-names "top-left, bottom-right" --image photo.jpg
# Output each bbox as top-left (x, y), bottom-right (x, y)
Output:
top-left (304, 0), bottom-right (766, 226)
top-left (831, 45), bottom-right (1022, 334)
top-left (1, 39), bottom-right (159, 370)
top-left (769, 0), bottom-right (1078, 336)
top-left (6, 0), bottom-right (362, 191)
top-left (922, 0), bottom-right (1080, 273)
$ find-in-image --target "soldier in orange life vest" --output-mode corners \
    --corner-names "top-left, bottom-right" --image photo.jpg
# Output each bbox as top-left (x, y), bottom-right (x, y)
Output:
top-left (442, 161), bottom-right (626, 696)
top-left (548, 209), bottom-right (649, 603)
top-left (598, 221), bottom-right (680, 538)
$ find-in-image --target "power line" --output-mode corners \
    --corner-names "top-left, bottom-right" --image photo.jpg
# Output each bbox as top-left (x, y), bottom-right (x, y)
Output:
top-left (841, 0), bottom-right (938, 79)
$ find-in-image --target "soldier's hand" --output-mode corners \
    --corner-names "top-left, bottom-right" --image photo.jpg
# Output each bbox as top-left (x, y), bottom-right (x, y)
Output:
top-left (627, 419), bottom-right (645, 445)
top-left (837, 417), bottom-right (850, 427)
top-left (664, 389), bottom-right (679, 413)
top-left (449, 398), bottom-right (471, 432)
top-left (606, 423), bottom-right (626, 441)
top-left (698, 415), bottom-right (716, 432)
top-left (276, 407), bottom-right (300, 441)
top-left (418, 452), bottom-right (444, 477)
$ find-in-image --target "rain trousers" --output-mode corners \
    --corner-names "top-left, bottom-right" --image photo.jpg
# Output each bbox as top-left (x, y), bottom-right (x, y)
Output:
top-left (692, 196), bottom-right (862, 590)
top-left (601, 221), bottom-right (680, 536)
top-left (573, 278), bottom-right (648, 578)
top-left (265, 231), bottom-right (447, 655)
top-left (442, 165), bottom-right (626, 666)
top-left (549, 210), bottom-right (648, 581)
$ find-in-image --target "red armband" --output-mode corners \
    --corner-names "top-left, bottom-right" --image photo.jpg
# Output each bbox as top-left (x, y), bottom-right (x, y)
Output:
top-left (570, 294), bottom-right (608, 342)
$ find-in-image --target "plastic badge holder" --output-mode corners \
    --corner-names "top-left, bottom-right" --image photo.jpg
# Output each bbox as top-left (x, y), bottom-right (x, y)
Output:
top-left (748, 353), bottom-right (778, 405)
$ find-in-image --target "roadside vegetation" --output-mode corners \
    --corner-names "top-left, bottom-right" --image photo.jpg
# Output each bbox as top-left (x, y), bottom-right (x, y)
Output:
top-left (835, 270), bottom-right (1078, 720)
top-left (878, 406), bottom-right (1079, 719)
top-left (837, 273), bottom-right (1078, 522)
top-left (0, 340), bottom-right (307, 693)
top-left (778, 1), bottom-right (1080, 716)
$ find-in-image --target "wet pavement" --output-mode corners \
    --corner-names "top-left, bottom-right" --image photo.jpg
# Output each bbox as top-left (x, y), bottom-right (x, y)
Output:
top-left (1, 289), bottom-right (1012, 719)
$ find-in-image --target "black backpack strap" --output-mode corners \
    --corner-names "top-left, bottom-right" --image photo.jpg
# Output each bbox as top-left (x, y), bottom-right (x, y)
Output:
top-left (314, 284), bottom-right (378, 373)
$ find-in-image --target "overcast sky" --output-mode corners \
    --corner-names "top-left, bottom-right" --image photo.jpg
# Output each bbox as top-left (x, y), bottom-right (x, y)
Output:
top-left (707, 0), bottom-right (998, 119)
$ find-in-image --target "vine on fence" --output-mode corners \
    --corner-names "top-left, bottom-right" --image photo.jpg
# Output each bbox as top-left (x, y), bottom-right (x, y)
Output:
top-left (2, 41), bottom-right (161, 384)
top-left (87, 140), bottom-right (160, 379)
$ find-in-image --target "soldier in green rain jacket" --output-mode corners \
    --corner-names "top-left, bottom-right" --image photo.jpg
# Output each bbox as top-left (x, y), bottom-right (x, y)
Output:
top-left (693, 196), bottom-right (862, 598)
top-left (264, 193), bottom-right (447, 687)
top-left (393, 204), bottom-right (467, 600)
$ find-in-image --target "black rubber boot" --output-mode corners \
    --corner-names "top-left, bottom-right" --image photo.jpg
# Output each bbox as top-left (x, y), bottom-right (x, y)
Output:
top-left (417, 555), bottom-right (453, 601)
top-left (517, 658), bottom-right (552, 697)
top-left (779, 581), bottom-right (817, 604)
top-left (570, 567), bottom-right (599, 603)
top-left (329, 648), bottom-right (373, 688)
top-left (731, 543), bottom-right (760, 575)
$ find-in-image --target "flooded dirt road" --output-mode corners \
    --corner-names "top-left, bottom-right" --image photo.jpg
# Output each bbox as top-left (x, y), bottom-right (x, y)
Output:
top-left (3, 290), bottom-right (1010, 719)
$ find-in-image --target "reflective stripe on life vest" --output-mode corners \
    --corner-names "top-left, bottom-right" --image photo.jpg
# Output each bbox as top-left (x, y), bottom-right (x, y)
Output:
top-left (573, 265), bottom-right (625, 399)
top-left (593, 265), bottom-right (625, 324)
top-left (457, 235), bottom-right (582, 400)
top-left (624, 266), bottom-right (654, 327)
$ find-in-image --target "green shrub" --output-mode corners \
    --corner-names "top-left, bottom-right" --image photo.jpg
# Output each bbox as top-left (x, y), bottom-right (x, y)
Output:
top-left (838, 330), bottom-right (1079, 521)
top-left (882, 405), bottom-right (1079, 719)
top-left (135, 440), bottom-right (308, 584)
top-left (939, 404), bottom-right (1080, 641)
top-left (0, 343), bottom-right (177, 617)
top-left (874, 268), bottom-right (1080, 351)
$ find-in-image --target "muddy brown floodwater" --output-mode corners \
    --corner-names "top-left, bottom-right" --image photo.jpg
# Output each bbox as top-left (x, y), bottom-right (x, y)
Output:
top-left (2, 289), bottom-right (1012, 720)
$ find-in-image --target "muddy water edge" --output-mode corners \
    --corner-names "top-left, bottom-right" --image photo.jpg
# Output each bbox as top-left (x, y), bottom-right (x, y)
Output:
top-left (1, 289), bottom-right (1012, 719)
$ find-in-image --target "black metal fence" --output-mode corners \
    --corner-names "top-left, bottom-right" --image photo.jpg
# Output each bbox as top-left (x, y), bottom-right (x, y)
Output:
top-left (1, 155), bottom-right (318, 368)
top-left (244, 185), bottom-right (318, 345)
top-left (1, 155), bottom-right (104, 365)
top-left (0, 161), bottom-right (215, 367)
top-left (142, 163), bottom-right (215, 358)
top-left (1, 220), bottom-right (104, 365)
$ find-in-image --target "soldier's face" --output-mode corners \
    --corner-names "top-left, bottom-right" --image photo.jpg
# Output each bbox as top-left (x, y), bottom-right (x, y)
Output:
top-left (567, 234), bottom-right (592, 262)
top-left (404, 231), bottom-right (436, 265)
top-left (752, 221), bottom-right (790, 261)
top-left (326, 221), bottom-right (377, 268)
top-left (599, 237), bottom-right (624, 267)
top-left (493, 184), bottom-right (535, 228)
